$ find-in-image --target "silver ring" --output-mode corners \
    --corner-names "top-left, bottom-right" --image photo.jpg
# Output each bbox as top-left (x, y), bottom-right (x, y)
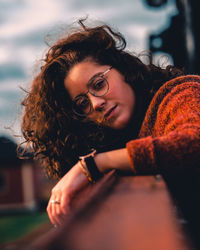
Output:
top-left (50, 200), bottom-right (60, 205)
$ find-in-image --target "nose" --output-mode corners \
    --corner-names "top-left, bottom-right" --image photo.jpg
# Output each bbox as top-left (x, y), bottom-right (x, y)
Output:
top-left (89, 94), bottom-right (106, 112)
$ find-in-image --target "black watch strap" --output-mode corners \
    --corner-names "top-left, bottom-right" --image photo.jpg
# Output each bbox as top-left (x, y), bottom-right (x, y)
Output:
top-left (84, 156), bottom-right (103, 182)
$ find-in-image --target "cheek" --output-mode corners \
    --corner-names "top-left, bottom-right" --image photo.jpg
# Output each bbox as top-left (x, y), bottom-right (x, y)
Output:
top-left (110, 79), bottom-right (131, 98)
top-left (120, 84), bottom-right (136, 117)
top-left (118, 84), bottom-right (134, 104)
top-left (106, 84), bottom-right (119, 99)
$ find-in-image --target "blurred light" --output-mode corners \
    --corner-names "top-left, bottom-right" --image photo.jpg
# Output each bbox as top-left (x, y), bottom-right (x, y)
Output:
top-left (151, 37), bottom-right (163, 48)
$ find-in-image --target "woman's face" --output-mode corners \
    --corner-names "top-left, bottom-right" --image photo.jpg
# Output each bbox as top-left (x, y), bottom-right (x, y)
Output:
top-left (64, 59), bottom-right (136, 130)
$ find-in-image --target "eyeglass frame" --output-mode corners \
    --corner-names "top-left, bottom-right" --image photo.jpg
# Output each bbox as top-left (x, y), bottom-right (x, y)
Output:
top-left (72, 66), bottom-right (113, 117)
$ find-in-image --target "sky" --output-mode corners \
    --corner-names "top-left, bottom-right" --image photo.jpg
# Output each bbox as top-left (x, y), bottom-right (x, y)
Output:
top-left (0, 0), bottom-right (177, 143)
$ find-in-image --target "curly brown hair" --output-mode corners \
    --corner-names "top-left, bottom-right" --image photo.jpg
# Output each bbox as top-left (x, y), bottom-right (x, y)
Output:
top-left (21, 20), bottom-right (183, 179)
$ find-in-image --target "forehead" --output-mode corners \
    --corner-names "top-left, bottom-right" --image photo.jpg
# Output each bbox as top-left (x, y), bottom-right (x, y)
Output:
top-left (64, 60), bottom-right (105, 99)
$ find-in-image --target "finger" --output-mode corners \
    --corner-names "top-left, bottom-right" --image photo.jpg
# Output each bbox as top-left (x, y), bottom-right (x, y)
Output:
top-left (51, 199), bottom-right (62, 226)
top-left (60, 192), bottom-right (71, 215)
top-left (55, 198), bottom-right (70, 225)
top-left (47, 201), bottom-right (57, 226)
top-left (48, 197), bottom-right (61, 226)
top-left (54, 200), bottom-right (64, 225)
top-left (49, 194), bottom-right (70, 226)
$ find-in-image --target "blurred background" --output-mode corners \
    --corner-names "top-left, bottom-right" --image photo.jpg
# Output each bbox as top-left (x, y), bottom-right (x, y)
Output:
top-left (0, 0), bottom-right (199, 246)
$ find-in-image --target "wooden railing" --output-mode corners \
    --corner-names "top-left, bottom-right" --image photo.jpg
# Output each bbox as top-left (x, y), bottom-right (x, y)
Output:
top-left (21, 170), bottom-right (199, 250)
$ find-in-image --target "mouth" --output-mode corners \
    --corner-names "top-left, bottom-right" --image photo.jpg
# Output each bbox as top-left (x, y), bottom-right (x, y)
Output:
top-left (104, 105), bottom-right (117, 119)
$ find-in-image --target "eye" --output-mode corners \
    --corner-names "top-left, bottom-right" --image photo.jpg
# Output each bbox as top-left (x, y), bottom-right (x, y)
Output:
top-left (76, 96), bottom-right (90, 109)
top-left (90, 77), bottom-right (106, 91)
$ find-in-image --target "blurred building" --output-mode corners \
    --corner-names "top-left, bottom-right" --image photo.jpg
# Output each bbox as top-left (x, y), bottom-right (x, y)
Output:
top-left (145, 0), bottom-right (200, 74)
top-left (0, 136), bottom-right (39, 212)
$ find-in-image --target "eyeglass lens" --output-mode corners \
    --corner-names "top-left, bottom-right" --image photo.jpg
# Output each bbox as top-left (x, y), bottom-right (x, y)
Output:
top-left (73, 75), bottom-right (109, 116)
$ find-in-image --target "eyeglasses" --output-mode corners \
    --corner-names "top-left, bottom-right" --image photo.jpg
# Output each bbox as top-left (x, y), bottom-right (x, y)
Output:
top-left (72, 66), bottom-right (112, 117)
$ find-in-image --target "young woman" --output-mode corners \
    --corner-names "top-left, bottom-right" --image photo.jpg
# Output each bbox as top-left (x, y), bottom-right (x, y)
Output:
top-left (21, 20), bottom-right (200, 226)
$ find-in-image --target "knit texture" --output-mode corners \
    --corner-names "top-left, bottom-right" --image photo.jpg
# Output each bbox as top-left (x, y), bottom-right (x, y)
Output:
top-left (126, 75), bottom-right (200, 175)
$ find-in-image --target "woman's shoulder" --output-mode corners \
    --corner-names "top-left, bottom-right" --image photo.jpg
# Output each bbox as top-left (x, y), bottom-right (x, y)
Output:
top-left (145, 74), bottom-right (200, 121)
top-left (139, 74), bottom-right (200, 138)
top-left (165, 74), bottom-right (200, 86)
top-left (154, 74), bottom-right (200, 99)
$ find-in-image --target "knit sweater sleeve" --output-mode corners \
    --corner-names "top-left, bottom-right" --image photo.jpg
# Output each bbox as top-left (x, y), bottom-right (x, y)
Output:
top-left (126, 76), bottom-right (200, 175)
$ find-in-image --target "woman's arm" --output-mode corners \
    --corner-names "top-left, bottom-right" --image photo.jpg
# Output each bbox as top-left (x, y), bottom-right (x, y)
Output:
top-left (95, 148), bottom-right (132, 173)
top-left (47, 122), bottom-right (200, 226)
top-left (47, 161), bottom-right (89, 226)
top-left (47, 148), bottom-right (132, 226)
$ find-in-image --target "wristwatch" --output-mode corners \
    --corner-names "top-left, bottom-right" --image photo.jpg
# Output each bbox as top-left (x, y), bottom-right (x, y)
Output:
top-left (79, 149), bottom-right (103, 182)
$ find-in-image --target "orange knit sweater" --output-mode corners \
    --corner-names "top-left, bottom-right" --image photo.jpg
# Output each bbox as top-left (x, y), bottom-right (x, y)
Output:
top-left (126, 75), bottom-right (200, 175)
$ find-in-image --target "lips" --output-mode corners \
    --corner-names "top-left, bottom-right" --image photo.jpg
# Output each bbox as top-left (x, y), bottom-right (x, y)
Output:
top-left (104, 105), bottom-right (117, 118)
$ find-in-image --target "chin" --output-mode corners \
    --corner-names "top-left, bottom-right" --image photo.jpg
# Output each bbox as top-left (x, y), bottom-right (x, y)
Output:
top-left (103, 112), bottom-right (132, 130)
top-left (111, 118), bottom-right (130, 130)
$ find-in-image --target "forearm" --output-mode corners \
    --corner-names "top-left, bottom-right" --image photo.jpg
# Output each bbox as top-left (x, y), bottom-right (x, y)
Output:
top-left (94, 148), bottom-right (133, 174)
top-left (94, 126), bottom-right (200, 177)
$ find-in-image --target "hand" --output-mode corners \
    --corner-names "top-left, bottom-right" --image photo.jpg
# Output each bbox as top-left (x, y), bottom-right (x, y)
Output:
top-left (47, 162), bottom-right (89, 226)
